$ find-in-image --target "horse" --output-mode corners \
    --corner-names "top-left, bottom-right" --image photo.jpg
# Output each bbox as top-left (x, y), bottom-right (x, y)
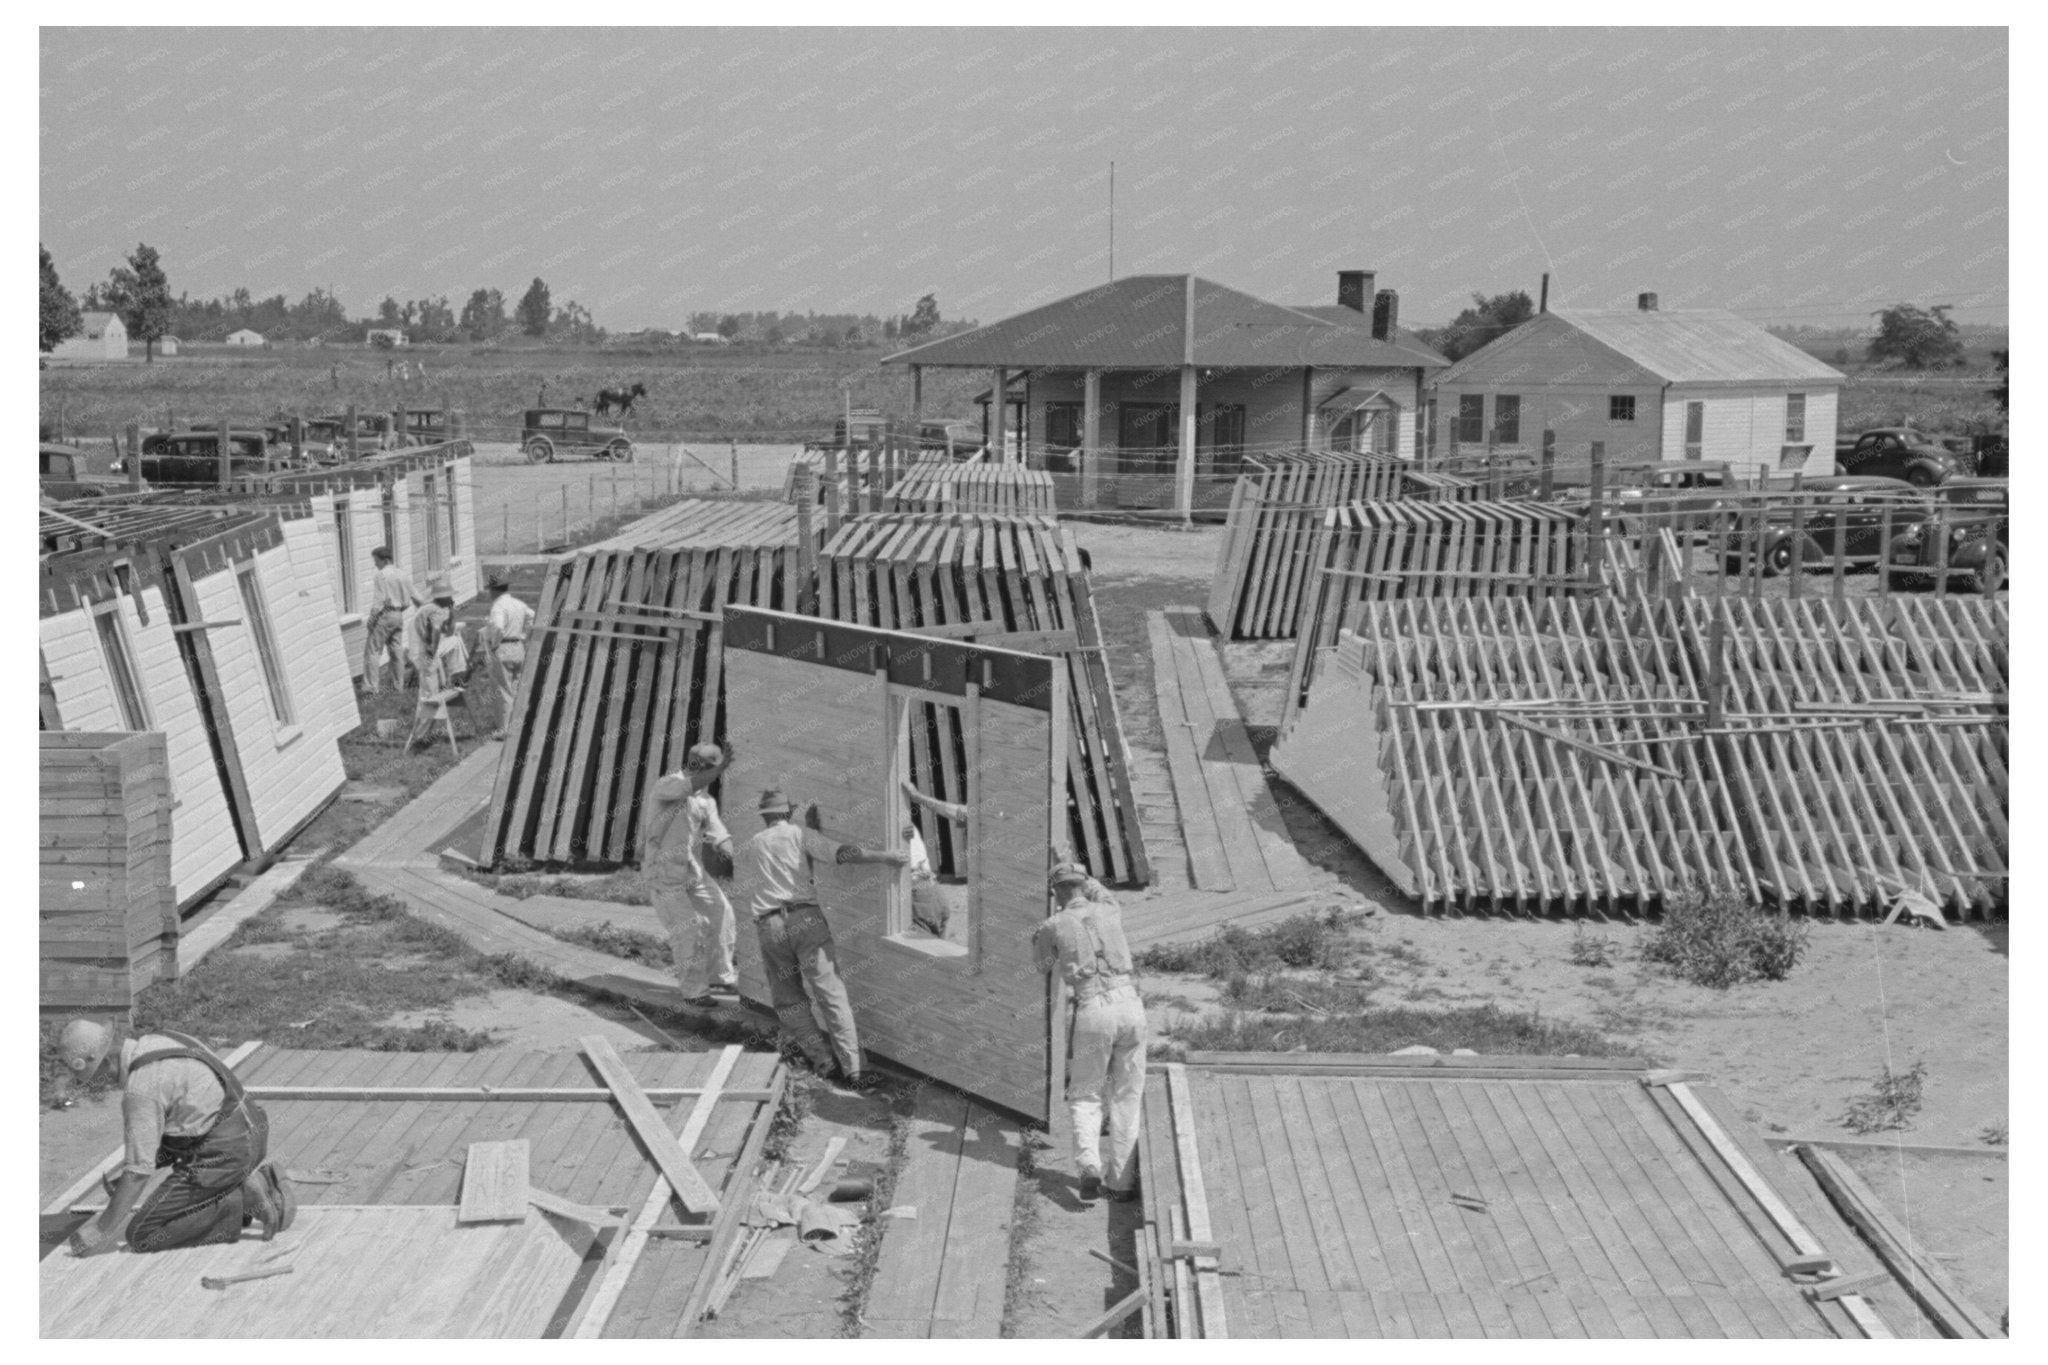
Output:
top-left (594, 382), bottom-right (646, 418)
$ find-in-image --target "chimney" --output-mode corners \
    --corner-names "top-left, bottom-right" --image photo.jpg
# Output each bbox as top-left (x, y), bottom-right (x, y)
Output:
top-left (1372, 289), bottom-right (1400, 341)
top-left (1337, 270), bottom-right (1375, 313)
top-left (1539, 272), bottom-right (1550, 313)
top-left (1638, 292), bottom-right (1659, 312)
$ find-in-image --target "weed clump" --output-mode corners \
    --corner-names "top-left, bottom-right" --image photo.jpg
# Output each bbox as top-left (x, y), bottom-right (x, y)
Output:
top-left (1841, 1060), bottom-right (1928, 1135)
top-left (554, 922), bottom-right (671, 968)
top-left (1569, 926), bottom-right (1617, 968)
top-left (1135, 910), bottom-right (1350, 977)
top-left (1643, 890), bottom-right (1808, 989)
top-left (1172, 1003), bottom-right (1627, 1058)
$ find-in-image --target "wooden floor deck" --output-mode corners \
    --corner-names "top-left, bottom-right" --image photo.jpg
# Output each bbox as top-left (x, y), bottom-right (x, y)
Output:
top-left (1138, 1057), bottom-right (1907, 1339)
top-left (1147, 608), bottom-right (1315, 895)
top-left (42, 1045), bottom-right (785, 1338)
top-left (863, 1089), bottom-right (1021, 1338)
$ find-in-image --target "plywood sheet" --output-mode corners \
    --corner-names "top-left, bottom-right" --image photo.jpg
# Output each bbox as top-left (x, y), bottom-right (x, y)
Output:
top-left (459, 1140), bottom-right (531, 1223)
top-left (41, 1206), bottom-right (594, 1338)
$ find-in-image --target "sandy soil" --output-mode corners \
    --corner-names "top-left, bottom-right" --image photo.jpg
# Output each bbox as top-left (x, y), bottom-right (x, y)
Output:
top-left (1831, 1145), bottom-right (2007, 1328)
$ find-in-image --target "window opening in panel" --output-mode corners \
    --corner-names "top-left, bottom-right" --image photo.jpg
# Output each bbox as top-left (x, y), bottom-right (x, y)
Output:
top-left (886, 686), bottom-right (974, 960)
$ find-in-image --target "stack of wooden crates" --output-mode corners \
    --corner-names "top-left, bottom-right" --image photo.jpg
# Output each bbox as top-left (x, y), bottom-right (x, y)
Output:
top-left (40, 732), bottom-right (177, 1016)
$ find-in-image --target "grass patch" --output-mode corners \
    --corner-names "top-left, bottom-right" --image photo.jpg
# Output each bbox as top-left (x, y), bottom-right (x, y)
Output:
top-left (762, 1073), bottom-right (819, 1165)
top-left (1978, 1121), bottom-right (2007, 1146)
top-left (1840, 1060), bottom-right (1928, 1135)
top-left (1570, 926), bottom-right (1618, 967)
top-left (553, 921), bottom-right (671, 968)
top-left (1220, 973), bottom-right (1379, 1015)
top-left (1135, 911), bottom-right (1354, 977)
top-left (1170, 1003), bottom-right (1628, 1058)
top-left (998, 1134), bottom-right (1044, 1339)
top-left (840, 1080), bottom-right (923, 1337)
top-left (467, 868), bottom-right (653, 906)
top-left (1643, 890), bottom-right (1809, 989)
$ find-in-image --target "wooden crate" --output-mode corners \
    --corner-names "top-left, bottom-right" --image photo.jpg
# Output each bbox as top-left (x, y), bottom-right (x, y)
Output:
top-left (41, 731), bottom-right (176, 1016)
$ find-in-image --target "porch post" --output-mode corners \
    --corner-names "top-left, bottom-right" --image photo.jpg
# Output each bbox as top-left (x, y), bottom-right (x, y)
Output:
top-left (991, 367), bottom-right (1008, 463)
top-left (1082, 367), bottom-right (1103, 509)
top-left (1177, 364), bottom-right (1197, 524)
top-left (1301, 367), bottom-right (1316, 450)
top-left (910, 364), bottom-right (923, 451)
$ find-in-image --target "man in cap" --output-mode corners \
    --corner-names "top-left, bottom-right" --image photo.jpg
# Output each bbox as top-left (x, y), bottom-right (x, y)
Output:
top-left (737, 790), bottom-right (907, 1086)
top-left (644, 743), bottom-right (741, 1006)
top-left (53, 1018), bottom-right (296, 1256)
top-left (481, 572), bottom-right (534, 741)
top-left (362, 545), bottom-right (421, 693)
top-left (1034, 862), bottom-right (1147, 1202)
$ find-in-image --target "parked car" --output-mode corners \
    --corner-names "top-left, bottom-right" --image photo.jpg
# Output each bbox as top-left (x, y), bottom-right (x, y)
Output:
top-left (520, 408), bottom-right (633, 463)
top-left (1721, 475), bottom-right (1926, 576)
top-left (317, 412), bottom-right (411, 452)
top-left (123, 430), bottom-right (276, 485)
top-left (1972, 432), bottom-right (2009, 479)
top-left (917, 419), bottom-right (984, 461)
top-left (400, 407), bottom-right (449, 445)
top-left (1885, 478), bottom-right (2008, 594)
top-left (40, 443), bottom-right (135, 499)
top-left (1835, 428), bottom-right (1966, 487)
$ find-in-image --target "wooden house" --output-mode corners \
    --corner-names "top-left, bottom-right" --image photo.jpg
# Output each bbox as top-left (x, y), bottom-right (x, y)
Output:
top-left (39, 504), bottom-right (359, 911)
top-left (51, 311), bottom-right (128, 362)
top-left (884, 271), bottom-right (1447, 516)
top-left (1428, 297), bottom-right (1844, 482)
top-left (226, 328), bottom-right (266, 347)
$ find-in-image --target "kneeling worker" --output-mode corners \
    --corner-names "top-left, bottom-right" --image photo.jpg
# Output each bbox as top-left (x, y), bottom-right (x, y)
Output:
top-left (737, 790), bottom-right (907, 1086)
top-left (1035, 863), bottom-right (1148, 1202)
top-left (55, 1019), bottom-right (296, 1256)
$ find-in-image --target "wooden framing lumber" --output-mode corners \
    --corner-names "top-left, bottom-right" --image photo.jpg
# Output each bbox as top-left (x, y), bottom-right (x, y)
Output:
top-left (246, 1085), bottom-right (777, 1102)
top-left (885, 461), bottom-right (1057, 516)
top-left (457, 1140), bottom-right (530, 1223)
top-left (1163, 1062), bottom-right (1228, 1339)
top-left (578, 1035), bottom-right (719, 1215)
top-left (1077, 1289), bottom-right (1147, 1339)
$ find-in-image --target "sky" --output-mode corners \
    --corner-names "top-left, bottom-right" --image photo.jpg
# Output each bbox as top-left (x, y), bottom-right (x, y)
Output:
top-left (39, 26), bottom-right (2008, 332)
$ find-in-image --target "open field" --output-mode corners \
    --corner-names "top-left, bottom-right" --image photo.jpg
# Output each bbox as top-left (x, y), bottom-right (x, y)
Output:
top-left (39, 343), bottom-right (989, 447)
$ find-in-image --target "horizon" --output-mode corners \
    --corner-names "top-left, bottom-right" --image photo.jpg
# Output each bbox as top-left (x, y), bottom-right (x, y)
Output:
top-left (41, 28), bottom-right (2008, 332)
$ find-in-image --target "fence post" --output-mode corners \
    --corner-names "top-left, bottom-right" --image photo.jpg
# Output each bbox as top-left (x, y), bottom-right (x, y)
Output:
top-left (1787, 471), bottom-right (1805, 600)
top-left (1585, 440), bottom-right (1605, 589)
top-left (217, 411), bottom-right (231, 490)
top-left (792, 464), bottom-right (818, 614)
top-left (1539, 429), bottom-right (1555, 500)
top-left (126, 421), bottom-right (143, 489)
top-left (347, 403), bottom-right (360, 461)
top-left (730, 439), bottom-right (739, 490)
top-left (822, 443), bottom-right (842, 534)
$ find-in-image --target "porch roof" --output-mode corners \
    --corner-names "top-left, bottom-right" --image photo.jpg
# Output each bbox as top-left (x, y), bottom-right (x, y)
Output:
top-left (884, 275), bottom-right (1448, 371)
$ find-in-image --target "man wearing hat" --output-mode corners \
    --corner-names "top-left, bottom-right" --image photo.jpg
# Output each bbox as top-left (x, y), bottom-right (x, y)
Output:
top-left (362, 545), bottom-right (422, 693)
top-left (737, 791), bottom-right (908, 1085)
top-left (1034, 862), bottom-right (1147, 1202)
top-left (52, 1018), bottom-right (296, 1256)
top-left (481, 572), bottom-right (534, 740)
top-left (645, 743), bottom-right (740, 1006)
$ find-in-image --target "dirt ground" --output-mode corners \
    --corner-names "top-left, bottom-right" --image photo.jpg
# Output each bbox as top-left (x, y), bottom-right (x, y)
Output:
top-left (1830, 1145), bottom-right (2007, 1325)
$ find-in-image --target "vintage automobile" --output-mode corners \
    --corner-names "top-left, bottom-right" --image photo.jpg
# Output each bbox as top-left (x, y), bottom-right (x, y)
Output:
top-left (399, 407), bottom-right (449, 444)
top-left (521, 408), bottom-right (634, 463)
top-left (1835, 428), bottom-right (1966, 487)
top-left (1885, 478), bottom-right (2008, 594)
top-left (316, 412), bottom-right (412, 452)
top-left (1721, 475), bottom-right (1927, 577)
top-left (123, 430), bottom-right (276, 485)
top-left (40, 443), bottom-right (135, 499)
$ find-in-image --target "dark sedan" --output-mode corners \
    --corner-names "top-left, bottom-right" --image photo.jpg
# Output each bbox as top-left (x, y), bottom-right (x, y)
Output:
top-left (1722, 475), bottom-right (1927, 577)
top-left (1886, 479), bottom-right (2007, 594)
top-left (1836, 428), bottom-right (1966, 487)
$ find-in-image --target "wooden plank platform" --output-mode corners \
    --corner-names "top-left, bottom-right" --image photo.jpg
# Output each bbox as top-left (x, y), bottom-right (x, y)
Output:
top-left (863, 1090), bottom-right (1020, 1338)
top-left (1146, 609), bottom-right (1315, 895)
top-left (1138, 1060), bottom-right (1868, 1339)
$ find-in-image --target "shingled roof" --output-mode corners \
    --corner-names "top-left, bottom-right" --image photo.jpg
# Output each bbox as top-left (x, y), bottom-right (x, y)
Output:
top-left (1437, 308), bottom-right (1845, 386)
top-left (883, 275), bottom-right (1447, 370)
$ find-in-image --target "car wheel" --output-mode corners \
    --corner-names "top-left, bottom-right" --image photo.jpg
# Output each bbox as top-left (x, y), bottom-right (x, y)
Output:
top-left (1905, 467), bottom-right (1938, 488)
top-left (609, 441), bottom-right (635, 463)
top-left (1764, 540), bottom-right (1792, 577)
top-left (1887, 570), bottom-right (1931, 592)
top-left (1970, 550), bottom-right (2008, 595)
top-left (524, 438), bottom-right (553, 464)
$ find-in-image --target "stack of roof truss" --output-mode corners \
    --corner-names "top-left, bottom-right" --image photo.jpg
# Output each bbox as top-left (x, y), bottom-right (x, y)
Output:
top-left (884, 461), bottom-right (1057, 516)
top-left (1271, 592), bottom-right (2006, 918)
top-left (815, 513), bottom-right (1149, 885)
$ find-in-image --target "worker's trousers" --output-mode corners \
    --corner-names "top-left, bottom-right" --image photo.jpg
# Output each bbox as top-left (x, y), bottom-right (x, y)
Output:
top-left (362, 611), bottom-right (404, 693)
top-left (1067, 980), bottom-right (1148, 1191)
top-left (650, 876), bottom-right (736, 998)
top-left (127, 1093), bottom-right (270, 1253)
top-left (755, 905), bottom-right (861, 1076)
top-left (491, 642), bottom-right (526, 733)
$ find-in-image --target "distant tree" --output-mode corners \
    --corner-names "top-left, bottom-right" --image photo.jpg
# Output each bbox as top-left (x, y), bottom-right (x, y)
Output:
top-left (103, 243), bottom-right (173, 362)
top-left (290, 287), bottom-right (349, 341)
top-left (1417, 290), bottom-right (1535, 362)
top-left (460, 288), bottom-right (508, 341)
top-left (1988, 348), bottom-right (2008, 413)
top-left (843, 323), bottom-right (864, 345)
top-left (883, 316), bottom-right (900, 341)
top-left (40, 245), bottom-right (80, 354)
top-left (517, 278), bottom-right (552, 338)
top-left (764, 323), bottom-right (783, 346)
top-left (904, 293), bottom-right (941, 340)
top-left (414, 296), bottom-right (457, 342)
top-left (549, 299), bottom-right (601, 344)
top-left (716, 314), bottom-right (741, 340)
top-left (1867, 303), bottom-right (1966, 370)
top-left (377, 296), bottom-right (404, 327)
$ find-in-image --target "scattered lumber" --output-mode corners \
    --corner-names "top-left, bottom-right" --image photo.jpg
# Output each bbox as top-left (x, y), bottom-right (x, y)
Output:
top-left (457, 1140), bottom-right (530, 1223)
top-left (813, 513), bottom-right (1148, 885)
top-left (885, 461), bottom-right (1056, 516)
top-left (1270, 591), bottom-right (2007, 917)
top-left (201, 1265), bottom-right (294, 1290)
top-left (579, 1036), bottom-right (719, 1215)
top-left (526, 1187), bottom-right (624, 1229)
top-left (482, 499), bottom-right (812, 868)
top-left (1077, 1289), bottom-right (1146, 1339)
top-left (1206, 453), bottom-right (1484, 641)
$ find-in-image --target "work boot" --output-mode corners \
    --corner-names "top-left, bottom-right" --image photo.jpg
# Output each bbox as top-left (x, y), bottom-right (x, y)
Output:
top-left (264, 1164), bottom-right (298, 1233)
top-left (242, 1170), bottom-right (282, 1241)
top-left (1078, 1171), bottom-right (1103, 1202)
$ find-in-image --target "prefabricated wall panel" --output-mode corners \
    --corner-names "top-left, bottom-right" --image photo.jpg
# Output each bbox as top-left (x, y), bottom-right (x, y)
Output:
top-left (40, 731), bottom-right (177, 1013)
top-left (1271, 593), bottom-right (2007, 918)
top-left (722, 613), bottom-right (1057, 1122)
top-left (39, 582), bottom-right (241, 908)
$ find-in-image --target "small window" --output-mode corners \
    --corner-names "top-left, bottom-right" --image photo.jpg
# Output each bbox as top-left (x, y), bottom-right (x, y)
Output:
top-left (93, 603), bottom-right (152, 731)
top-left (1207, 404), bottom-right (1247, 474)
top-left (420, 473), bottom-right (444, 571)
top-left (1456, 394), bottom-right (1485, 445)
top-left (1609, 395), bottom-right (1637, 423)
top-left (236, 563), bottom-right (295, 727)
top-left (1684, 400), bottom-right (1705, 459)
top-left (1785, 392), bottom-right (1807, 443)
top-left (1494, 395), bottom-right (1521, 446)
top-left (332, 498), bottom-right (358, 613)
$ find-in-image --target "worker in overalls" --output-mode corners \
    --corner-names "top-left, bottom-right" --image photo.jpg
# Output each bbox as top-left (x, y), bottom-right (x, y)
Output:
top-left (644, 743), bottom-right (740, 1007)
top-left (481, 572), bottom-right (534, 741)
top-left (55, 1019), bottom-right (296, 1255)
top-left (1034, 863), bottom-right (1148, 1202)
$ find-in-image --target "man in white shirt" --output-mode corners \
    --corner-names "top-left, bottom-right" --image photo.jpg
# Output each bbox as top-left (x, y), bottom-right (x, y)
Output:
top-left (481, 573), bottom-right (535, 740)
top-left (736, 789), bottom-right (906, 1085)
top-left (644, 744), bottom-right (740, 1006)
top-left (362, 546), bottom-right (421, 693)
